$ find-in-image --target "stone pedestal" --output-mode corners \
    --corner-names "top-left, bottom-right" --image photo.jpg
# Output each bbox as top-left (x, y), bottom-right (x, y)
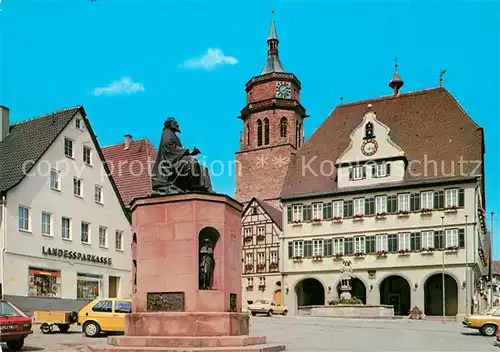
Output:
top-left (86, 193), bottom-right (285, 352)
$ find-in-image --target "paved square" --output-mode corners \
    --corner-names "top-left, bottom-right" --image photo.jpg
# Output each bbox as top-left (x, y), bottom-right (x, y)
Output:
top-left (2, 316), bottom-right (497, 351)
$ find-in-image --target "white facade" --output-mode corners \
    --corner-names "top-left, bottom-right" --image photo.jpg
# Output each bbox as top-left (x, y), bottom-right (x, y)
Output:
top-left (0, 110), bottom-right (132, 311)
top-left (241, 200), bottom-right (283, 308)
top-left (279, 110), bottom-right (489, 318)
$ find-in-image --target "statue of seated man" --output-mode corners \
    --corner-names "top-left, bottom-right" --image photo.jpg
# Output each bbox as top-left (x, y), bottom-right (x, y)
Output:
top-left (151, 117), bottom-right (214, 195)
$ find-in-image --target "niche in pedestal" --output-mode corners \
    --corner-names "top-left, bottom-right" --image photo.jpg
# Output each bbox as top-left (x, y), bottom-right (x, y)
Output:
top-left (198, 227), bottom-right (220, 290)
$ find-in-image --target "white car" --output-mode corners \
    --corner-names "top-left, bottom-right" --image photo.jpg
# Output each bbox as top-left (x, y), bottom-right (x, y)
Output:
top-left (248, 300), bottom-right (287, 316)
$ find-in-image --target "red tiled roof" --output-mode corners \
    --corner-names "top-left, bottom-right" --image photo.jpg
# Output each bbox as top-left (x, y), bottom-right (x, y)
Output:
top-left (281, 87), bottom-right (484, 199)
top-left (255, 198), bottom-right (283, 230)
top-left (102, 138), bottom-right (157, 207)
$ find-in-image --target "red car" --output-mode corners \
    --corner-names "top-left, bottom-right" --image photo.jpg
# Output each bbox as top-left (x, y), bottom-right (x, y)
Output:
top-left (0, 299), bottom-right (33, 351)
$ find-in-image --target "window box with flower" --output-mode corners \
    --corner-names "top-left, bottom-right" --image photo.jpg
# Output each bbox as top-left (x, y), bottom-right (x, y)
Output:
top-left (292, 220), bottom-right (303, 227)
top-left (352, 214), bottom-right (364, 222)
top-left (333, 253), bottom-right (344, 261)
top-left (312, 218), bottom-right (323, 225)
top-left (375, 250), bottom-right (388, 258)
top-left (246, 285), bottom-right (254, 291)
top-left (258, 284), bottom-right (266, 291)
top-left (245, 264), bottom-right (254, 272)
top-left (312, 254), bottom-right (323, 261)
top-left (269, 262), bottom-right (279, 271)
top-left (445, 245), bottom-right (459, 253)
top-left (444, 205), bottom-right (458, 213)
top-left (420, 208), bottom-right (433, 216)
top-left (244, 236), bottom-right (253, 243)
top-left (420, 247), bottom-right (435, 255)
top-left (256, 234), bottom-right (266, 241)
top-left (398, 249), bottom-right (411, 256)
top-left (293, 256), bottom-right (303, 262)
top-left (397, 210), bottom-right (410, 218)
top-left (375, 212), bottom-right (388, 220)
top-left (353, 252), bottom-right (365, 259)
top-left (256, 263), bottom-right (266, 271)
top-left (332, 216), bottom-right (343, 224)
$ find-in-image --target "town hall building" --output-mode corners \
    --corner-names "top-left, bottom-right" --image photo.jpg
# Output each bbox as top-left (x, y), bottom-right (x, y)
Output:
top-left (235, 20), bottom-right (490, 319)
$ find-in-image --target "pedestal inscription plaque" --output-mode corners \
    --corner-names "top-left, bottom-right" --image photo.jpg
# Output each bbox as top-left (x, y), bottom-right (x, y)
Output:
top-left (146, 292), bottom-right (185, 312)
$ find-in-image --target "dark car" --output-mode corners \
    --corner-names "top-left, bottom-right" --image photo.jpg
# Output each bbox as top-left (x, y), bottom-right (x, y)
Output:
top-left (0, 299), bottom-right (33, 350)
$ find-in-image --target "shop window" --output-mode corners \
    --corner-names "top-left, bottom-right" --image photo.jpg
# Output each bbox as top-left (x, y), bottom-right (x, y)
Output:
top-left (114, 301), bottom-right (132, 313)
top-left (92, 300), bottom-right (112, 313)
top-left (28, 268), bottom-right (61, 298)
top-left (77, 274), bottom-right (103, 300)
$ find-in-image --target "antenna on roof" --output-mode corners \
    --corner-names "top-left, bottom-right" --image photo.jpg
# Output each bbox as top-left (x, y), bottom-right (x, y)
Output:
top-left (439, 69), bottom-right (447, 87)
top-left (340, 96), bottom-right (344, 105)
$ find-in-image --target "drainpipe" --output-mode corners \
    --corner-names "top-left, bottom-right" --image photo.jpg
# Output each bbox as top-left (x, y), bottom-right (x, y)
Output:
top-left (1, 195), bottom-right (6, 298)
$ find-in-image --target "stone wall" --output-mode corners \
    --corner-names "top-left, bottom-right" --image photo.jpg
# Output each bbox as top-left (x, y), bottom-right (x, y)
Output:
top-left (298, 305), bottom-right (395, 318)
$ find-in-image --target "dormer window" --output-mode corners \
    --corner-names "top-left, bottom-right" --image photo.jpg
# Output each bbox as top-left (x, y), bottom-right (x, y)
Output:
top-left (350, 166), bottom-right (365, 180)
top-left (372, 163), bottom-right (391, 178)
top-left (365, 122), bottom-right (374, 139)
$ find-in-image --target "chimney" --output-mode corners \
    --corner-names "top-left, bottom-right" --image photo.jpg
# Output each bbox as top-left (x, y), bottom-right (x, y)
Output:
top-left (124, 134), bottom-right (132, 150)
top-left (0, 106), bottom-right (10, 142)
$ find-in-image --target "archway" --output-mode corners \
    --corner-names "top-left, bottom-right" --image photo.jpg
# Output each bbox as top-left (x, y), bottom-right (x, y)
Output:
top-left (336, 278), bottom-right (367, 304)
top-left (424, 273), bottom-right (458, 316)
top-left (379, 275), bottom-right (411, 315)
top-left (295, 278), bottom-right (325, 308)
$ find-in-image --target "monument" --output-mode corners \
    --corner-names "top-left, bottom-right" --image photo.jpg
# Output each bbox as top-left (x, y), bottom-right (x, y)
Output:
top-left (87, 118), bottom-right (285, 352)
top-left (338, 260), bottom-right (353, 300)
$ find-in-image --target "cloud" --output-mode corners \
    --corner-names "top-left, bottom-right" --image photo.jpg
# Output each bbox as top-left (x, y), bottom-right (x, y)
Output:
top-left (92, 77), bottom-right (145, 96)
top-left (182, 48), bottom-right (238, 70)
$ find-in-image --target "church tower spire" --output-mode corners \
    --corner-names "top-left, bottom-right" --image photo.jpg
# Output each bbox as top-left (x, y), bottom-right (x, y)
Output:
top-left (235, 15), bottom-right (308, 208)
top-left (261, 19), bottom-right (284, 75)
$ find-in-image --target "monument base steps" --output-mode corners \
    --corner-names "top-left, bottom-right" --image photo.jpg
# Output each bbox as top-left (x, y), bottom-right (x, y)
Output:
top-left (85, 343), bottom-right (286, 352)
top-left (108, 335), bottom-right (267, 347)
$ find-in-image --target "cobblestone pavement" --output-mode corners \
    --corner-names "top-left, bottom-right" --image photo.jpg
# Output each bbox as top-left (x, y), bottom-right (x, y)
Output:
top-left (2, 316), bottom-right (498, 351)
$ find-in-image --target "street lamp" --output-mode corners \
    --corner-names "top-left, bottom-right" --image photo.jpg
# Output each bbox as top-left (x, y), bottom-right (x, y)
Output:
top-left (465, 214), bottom-right (469, 316)
top-left (441, 215), bottom-right (446, 322)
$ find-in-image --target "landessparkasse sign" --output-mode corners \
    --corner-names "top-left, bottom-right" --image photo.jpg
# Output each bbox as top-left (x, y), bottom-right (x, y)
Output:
top-left (42, 246), bottom-right (112, 265)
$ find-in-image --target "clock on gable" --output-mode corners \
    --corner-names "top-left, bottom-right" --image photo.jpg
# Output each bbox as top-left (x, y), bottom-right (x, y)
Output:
top-left (276, 81), bottom-right (292, 99)
top-left (361, 139), bottom-right (378, 156)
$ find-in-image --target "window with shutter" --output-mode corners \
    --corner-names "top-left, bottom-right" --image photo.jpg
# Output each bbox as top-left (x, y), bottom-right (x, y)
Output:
top-left (458, 188), bottom-right (465, 207)
top-left (333, 238), bottom-right (344, 255)
top-left (375, 163), bottom-right (387, 177)
top-left (352, 166), bottom-right (363, 180)
top-left (398, 233), bottom-right (410, 251)
top-left (420, 191), bottom-right (433, 209)
top-left (375, 196), bottom-right (387, 214)
top-left (354, 236), bottom-right (365, 253)
top-left (354, 198), bottom-right (365, 216)
top-left (292, 205), bottom-right (303, 222)
top-left (444, 188), bottom-right (458, 208)
top-left (323, 202), bottom-right (333, 220)
top-left (445, 229), bottom-right (459, 247)
top-left (312, 239), bottom-right (323, 256)
top-left (458, 228), bottom-right (465, 248)
top-left (421, 231), bottom-right (434, 249)
top-left (312, 203), bottom-right (323, 220)
top-left (293, 241), bottom-right (304, 257)
top-left (398, 193), bottom-right (410, 212)
top-left (333, 200), bottom-right (343, 218)
top-left (375, 235), bottom-right (388, 251)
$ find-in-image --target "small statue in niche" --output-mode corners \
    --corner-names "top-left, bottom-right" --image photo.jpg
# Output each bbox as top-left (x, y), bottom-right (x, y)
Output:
top-left (199, 238), bottom-right (215, 290)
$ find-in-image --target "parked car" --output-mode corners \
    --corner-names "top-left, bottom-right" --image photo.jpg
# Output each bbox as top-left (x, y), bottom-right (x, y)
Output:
top-left (462, 307), bottom-right (500, 336)
top-left (248, 300), bottom-right (287, 316)
top-left (77, 298), bottom-right (132, 337)
top-left (0, 299), bottom-right (33, 350)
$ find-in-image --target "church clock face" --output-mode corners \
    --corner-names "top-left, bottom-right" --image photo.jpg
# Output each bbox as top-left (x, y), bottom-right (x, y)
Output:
top-left (276, 81), bottom-right (292, 99)
top-left (361, 139), bottom-right (378, 156)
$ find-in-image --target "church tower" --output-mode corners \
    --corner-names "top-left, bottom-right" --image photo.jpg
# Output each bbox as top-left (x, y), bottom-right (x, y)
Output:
top-left (235, 20), bottom-right (307, 208)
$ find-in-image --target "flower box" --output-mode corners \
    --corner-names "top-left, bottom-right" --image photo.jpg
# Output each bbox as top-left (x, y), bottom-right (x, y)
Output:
top-left (375, 250), bottom-right (388, 258)
top-left (246, 285), bottom-right (254, 291)
top-left (376, 212), bottom-right (388, 220)
top-left (398, 249), bottom-right (411, 256)
top-left (312, 255), bottom-right (323, 261)
top-left (258, 285), bottom-right (266, 291)
top-left (244, 264), bottom-right (254, 271)
top-left (332, 216), bottom-right (343, 224)
top-left (333, 254), bottom-right (344, 261)
top-left (352, 214), bottom-right (364, 221)
top-left (420, 248), bottom-right (435, 255)
top-left (311, 218), bottom-right (323, 225)
top-left (420, 208), bottom-right (433, 216)
top-left (256, 235), bottom-right (266, 241)
top-left (269, 263), bottom-right (279, 271)
top-left (244, 236), bottom-right (253, 242)
top-left (397, 210), bottom-right (410, 217)
top-left (353, 252), bottom-right (365, 259)
top-left (257, 264), bottom-right (265, 270)
top-left (445, 245), bottom-right (459, 253)
top-left (293, 256), bottom-right (303, 262)
top-left (292, 220), bottom-right (303, 227)
top-left (444, 206), bottom-right (458, 213)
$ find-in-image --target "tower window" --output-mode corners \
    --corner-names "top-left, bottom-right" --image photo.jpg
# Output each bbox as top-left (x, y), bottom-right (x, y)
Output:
top-left (246, 123), bottom-right (250, 146)
top-left (365, 122), bottom-right (374, 139)
top-left (257, 119), bottom-right (263, 146)
top-left (264, 118), bottom-right (270, 145)
top-left (280, 117), bottom-right (287, 138)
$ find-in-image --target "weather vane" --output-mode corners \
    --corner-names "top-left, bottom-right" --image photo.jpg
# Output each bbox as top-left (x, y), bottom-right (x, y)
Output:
top-left (439, 69), bottom-right (447, 87)
top-left (394, 56), bottom-right (399, 70)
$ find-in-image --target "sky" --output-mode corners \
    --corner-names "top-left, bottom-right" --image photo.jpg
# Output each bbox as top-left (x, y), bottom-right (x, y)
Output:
top-left (1, 0), bottom-right (499, 255)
